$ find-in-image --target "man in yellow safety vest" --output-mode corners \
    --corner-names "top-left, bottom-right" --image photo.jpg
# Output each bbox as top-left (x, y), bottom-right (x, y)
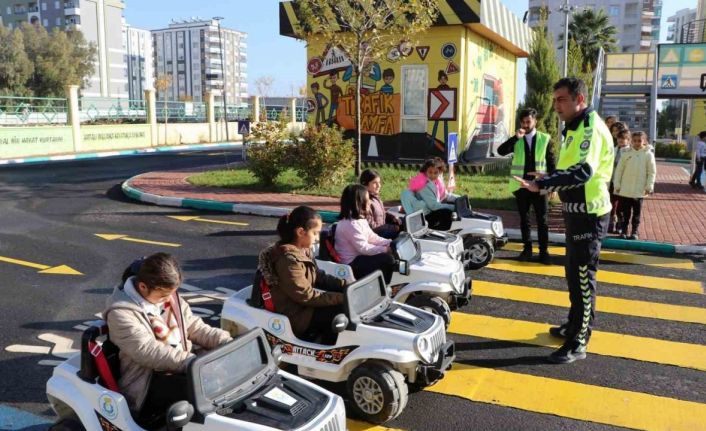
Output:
top-left (497, 107), bottom-right (556, 264)
top-left (515, 78), bottom-right (614, 364)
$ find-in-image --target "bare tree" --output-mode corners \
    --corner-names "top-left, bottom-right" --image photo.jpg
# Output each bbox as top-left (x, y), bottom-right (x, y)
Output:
top-left (154, 74), bottom-right (172, 144)
top-left (255, 75), bottom-right (275, 118)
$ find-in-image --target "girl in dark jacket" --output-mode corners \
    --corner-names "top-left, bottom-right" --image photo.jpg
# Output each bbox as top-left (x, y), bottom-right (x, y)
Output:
top-left (260, 205), bottom-right (346, 343)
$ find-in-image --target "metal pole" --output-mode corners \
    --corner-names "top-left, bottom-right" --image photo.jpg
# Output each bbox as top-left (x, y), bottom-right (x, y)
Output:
top-left (214, 17), bottom-right (229, 142)
top-left (649, 50), bottom-right (658, 142)
top-left (678, 100), bottom-right (686, 143)
top-left (562, 0), bottom-right (570, 78)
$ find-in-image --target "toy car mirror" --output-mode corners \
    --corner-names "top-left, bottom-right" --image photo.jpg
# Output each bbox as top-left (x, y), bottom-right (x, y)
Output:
top-left (166, 400), bottom-right (194, 430)
top-left (398, 260), bottom-right (410, 276)
top-left (332, 313), bottom-right (349, 333)
top-left (272, 344), bottom-right (283, 366)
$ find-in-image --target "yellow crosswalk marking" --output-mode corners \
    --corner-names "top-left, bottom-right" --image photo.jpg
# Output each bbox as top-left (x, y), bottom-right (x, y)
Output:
top-left (473, 280), bottom-right (706, 325)
top-left (347, 420), bottom-right (402, 431)
top-left (504, 243), bottom-right (695, 270)
top-left (428, 363), bottom-right (706, 431)
top-left (450, 313), bottom-right (706, 371)
top-left (488, 259), bottom-right (703, 294)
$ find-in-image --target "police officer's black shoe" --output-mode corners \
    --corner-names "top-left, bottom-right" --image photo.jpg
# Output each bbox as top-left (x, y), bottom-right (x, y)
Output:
top-left (548, 324), bottom-right (569, 339)
top-left (547, 342), bottom-right (587, 364)
top-left (538, 251), bottom-right (551, 265)
top-left (518, 244), bottom-right (532, 261)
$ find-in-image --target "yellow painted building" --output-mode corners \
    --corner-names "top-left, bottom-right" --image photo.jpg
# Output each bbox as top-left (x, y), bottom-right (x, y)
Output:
top-left (279, 0), bottom-right (532, 162)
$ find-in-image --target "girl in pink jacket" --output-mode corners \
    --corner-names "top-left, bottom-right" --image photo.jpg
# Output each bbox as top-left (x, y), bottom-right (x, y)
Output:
top-left (335, 184), bottom-right (396, 283)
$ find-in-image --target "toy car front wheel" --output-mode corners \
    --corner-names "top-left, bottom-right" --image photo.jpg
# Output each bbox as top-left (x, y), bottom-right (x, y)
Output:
top-left (347, 362), bottom-right (408, 424)
top-left (406, 294), bottom-right (451, 328)
top-left (464, 237), bottom-right (494, 270)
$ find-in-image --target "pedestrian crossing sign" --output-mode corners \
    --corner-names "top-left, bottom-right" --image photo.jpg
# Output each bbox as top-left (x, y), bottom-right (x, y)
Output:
top-left (661, 75), bottom-right (678, 89)
top-left (447, 132), bottom-right (458, 164)
top-left (237, 120), bottom-right (251, 136)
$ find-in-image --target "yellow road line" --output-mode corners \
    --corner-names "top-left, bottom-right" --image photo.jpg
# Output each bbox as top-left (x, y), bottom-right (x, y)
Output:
top-left (488, 259), bottom-right (703, 294)
top-left (347, 420), bottom-right (403, 431)
top-left (0, 256), bottom-right (83, 275)
top-left (504, 242), bottom-right (695, 270)
top-left (0, 255), bottom-right (48, 270)
top-left (473, 280), bottom-right (706, 325)
top-left (167, 215), bottom-right (248, 226)
top-left (428, 363), bottom-right (706, 431)
top-left (95, 234), bottom-right (181, 248)
top-left (449, 313), bottom-right (706, 371)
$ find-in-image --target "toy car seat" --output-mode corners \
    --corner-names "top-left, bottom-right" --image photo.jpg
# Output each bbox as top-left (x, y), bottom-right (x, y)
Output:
top-left (319, 226), bottom-right (342, 263)
top-left (78, 322), bottom-right (121, 392)
top-left (248, 269), bottom-right (276, 312)
top-left (455, 195), bottom-right (474, 219)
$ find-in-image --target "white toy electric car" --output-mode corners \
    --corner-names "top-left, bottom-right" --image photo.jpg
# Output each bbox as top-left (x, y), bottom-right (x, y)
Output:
top-left (403, 209), bottom-right (471, 268)
top-left (391, 195), bottom-right (508, 270)
top-left (46, 323), bottom-right (346, 431)
top-left (220, 271), bottom-right (455, 424)
top-left (316, 229), bottom-right (470, 326)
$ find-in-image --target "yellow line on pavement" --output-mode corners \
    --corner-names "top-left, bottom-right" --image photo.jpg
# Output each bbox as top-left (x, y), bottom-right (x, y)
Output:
top-left (95, 234), bottom-right (181, 248)
top-left (449, 312), bottom-right (706, 371)
top-left (427, 363), bottom-right (706, 431)
top-left (347, 420), bottom-right (403, 431)
top-left (473, 280), bottom-right (706, 325)
top-left (504, 242), bottom-right (695, 270)
top-left (0, 255), bottom-right (83, 275)
top-left (0, 255), bottom-right (48, 270)
top-left (488, 259), bottom-right (703, 294)
top-left (167, 215), bottom-right (249, 226)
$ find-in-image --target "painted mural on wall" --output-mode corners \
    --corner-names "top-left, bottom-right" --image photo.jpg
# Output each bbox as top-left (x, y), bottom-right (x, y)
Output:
top-left (464, 37), bottom-right (511, 160)
top-left (304, 30), bottom-right (516, 161)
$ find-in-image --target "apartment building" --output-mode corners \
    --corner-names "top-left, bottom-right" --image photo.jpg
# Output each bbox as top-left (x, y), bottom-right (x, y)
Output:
top-left (0, 0), bottom-right (128, 98)
top-left (152, 18), bottom-right (248, 105)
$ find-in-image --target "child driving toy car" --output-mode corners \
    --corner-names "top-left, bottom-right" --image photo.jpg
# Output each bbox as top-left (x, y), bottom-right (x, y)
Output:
top-left (360, 168), bottom-right (402, 239)
top-left (335, 184), bottom-right (397, 283)
top-left (258, 205), bottom-right (347, 344)
top-left (407, 158), bottom-right (458, 230)
top-left (104, 253), bottom-right (232, 429)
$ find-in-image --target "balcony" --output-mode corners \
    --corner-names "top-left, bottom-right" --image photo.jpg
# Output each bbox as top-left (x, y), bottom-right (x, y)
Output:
top-left (28, 5), bottom-right (39, 12)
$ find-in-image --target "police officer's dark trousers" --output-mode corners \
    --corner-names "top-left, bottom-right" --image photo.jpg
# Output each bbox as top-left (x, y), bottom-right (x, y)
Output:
top-left (515, 188), bottom-right (549, 252)
top-left (563, 212), bottom-right (609, 345)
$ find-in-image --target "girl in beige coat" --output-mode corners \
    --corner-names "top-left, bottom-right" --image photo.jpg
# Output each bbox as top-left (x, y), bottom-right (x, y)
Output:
top-left (613, 131), bottom-right (656, 240)
top-left (103, 253), bottom-right (231, 428)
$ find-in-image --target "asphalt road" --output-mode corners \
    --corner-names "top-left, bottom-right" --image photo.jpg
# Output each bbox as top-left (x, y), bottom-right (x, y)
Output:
top-left (0, 151), bottom-right (705, 431)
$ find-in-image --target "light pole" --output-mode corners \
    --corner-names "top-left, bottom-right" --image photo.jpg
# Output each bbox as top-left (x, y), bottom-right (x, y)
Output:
top-left (213, 16), bottom-right (229, 142)
top-left (558, 0), bottom-right (577, 78)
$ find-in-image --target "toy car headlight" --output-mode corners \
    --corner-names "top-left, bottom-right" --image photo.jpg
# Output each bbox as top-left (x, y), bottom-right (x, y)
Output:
top-left (449, 271), bottom-right (462, 291)
top-left (492, 221), bottom-right (503, 236)
top-left (446, 242), bottom-right (456, 258)
top-left (415, 335), bottom-right (433, 363)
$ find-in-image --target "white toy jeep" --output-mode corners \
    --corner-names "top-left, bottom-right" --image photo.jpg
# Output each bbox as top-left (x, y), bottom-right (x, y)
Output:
top-left (220, 271), bottom-right (455, 424)
top-left (317, 229), bottom-right (471, 326)
top-left (46, 323), bottom-right (346, 431)
top-left (391, 194), bottom-right (508, 269)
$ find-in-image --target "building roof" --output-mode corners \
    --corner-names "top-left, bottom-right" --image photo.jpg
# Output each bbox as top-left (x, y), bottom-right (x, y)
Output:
top-left (278, 0), bottom-right (532, 56)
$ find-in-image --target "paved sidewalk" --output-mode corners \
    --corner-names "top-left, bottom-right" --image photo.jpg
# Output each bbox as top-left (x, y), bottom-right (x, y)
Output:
top-left (127, 162), bottom-right (706, 246)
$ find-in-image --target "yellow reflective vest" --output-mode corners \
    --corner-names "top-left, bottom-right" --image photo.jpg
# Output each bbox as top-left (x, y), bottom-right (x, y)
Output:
top-left (508, 131), bottom-right (551, 193)
top-left (536, 109), bottom-right (614, 216)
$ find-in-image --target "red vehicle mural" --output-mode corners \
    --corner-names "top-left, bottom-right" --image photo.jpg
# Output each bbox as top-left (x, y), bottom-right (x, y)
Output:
top-left (464, 74), bottom-right (509, 160)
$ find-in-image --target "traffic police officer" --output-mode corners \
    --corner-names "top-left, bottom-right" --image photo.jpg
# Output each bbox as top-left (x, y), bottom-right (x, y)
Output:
top-left (515, 78), bottom-right (614, 364)
top-left (497, 107), bottom-right (556, 264)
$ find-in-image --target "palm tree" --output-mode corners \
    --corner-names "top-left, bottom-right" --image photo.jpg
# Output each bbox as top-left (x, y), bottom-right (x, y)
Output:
top-left (567, 8), bottom-right (618, 69)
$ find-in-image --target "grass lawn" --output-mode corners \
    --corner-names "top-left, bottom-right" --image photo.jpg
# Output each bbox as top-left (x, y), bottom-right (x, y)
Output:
top-left (189, 165), bottom-right (519, 210)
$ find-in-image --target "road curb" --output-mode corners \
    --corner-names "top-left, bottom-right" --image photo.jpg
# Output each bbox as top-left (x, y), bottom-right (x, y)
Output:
top-left (122, 175), bottom-right (342, 223)
top-left (0, 141), bottom-right (242, 167)
top-left (504, 228), bottom-right (706, 256)
top-left (123, 175), bottom-right (705, 256)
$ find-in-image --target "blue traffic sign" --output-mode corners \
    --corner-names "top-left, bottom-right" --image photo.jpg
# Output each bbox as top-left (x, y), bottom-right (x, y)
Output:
top-left (447, 132), bottom-right (458, 164)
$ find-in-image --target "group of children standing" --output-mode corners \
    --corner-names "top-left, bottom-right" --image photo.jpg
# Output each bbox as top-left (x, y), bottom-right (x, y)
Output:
top-left (606, 117), bottom-right (656, 240)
